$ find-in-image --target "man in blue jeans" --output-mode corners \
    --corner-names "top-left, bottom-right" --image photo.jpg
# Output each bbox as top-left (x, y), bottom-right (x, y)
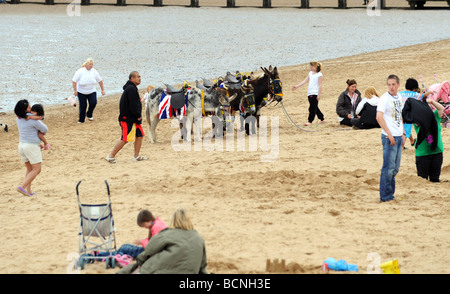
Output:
top-left (376, 75), bottom-right (406, 203)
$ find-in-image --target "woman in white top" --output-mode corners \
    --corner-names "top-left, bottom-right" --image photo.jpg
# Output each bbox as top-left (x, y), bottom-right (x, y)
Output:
top-left (292, 61), bottom-right (325, 126)
top-left (72, 58), bottom-right (105, 123)
top-left (351, 86), bottom-right (381, 129)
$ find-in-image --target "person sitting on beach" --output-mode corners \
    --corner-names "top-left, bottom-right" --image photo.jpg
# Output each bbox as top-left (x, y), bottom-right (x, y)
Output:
top-left (26, 104), bottom-right (50, 150)
top-left (117, 208), bottom-right (208, 274)
top-left (133, 209), bottom-right (167, 249)
top-left (351, 86), bottom-right (380, 129)
top-left (336, 79), bottom-right (362, 126)
top-left (399, 78), bottom-right (433, 147)
top-left (115, 209), bottom-right (167, 259)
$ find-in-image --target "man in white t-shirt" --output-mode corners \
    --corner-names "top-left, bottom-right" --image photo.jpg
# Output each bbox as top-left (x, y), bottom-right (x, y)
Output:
top-left (376, 75), bottom-right (406, 203)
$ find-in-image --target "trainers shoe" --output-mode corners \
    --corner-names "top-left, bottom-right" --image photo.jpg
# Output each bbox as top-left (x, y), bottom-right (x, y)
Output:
top-left (88, 117), bottom-right (94, 121)
top-left (105, 156), bottom-right (116, 164)
top-left (132, 155), bottom-right (148, 162)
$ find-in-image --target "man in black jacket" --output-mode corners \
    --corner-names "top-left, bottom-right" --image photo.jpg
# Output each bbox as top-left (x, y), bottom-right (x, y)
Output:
top-left (105, 71), bottom-right (148, 164)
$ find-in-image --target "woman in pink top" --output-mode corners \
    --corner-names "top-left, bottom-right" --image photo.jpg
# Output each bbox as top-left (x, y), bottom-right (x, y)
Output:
top-left (134, 210), bottom-right (168, 248)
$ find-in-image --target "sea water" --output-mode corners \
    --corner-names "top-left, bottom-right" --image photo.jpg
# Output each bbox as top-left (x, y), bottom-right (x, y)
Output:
top-left (0, 5), bottom-right (449, 111)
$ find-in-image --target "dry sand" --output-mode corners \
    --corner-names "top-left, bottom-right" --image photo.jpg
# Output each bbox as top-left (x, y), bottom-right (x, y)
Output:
top-left (0, 2), bottom-right (449, 274)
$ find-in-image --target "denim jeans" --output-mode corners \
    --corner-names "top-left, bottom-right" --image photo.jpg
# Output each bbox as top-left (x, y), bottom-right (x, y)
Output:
top-left (77, 92), bottom-right (97, 123)
top-left (379, 134), bottom-right (403, 202)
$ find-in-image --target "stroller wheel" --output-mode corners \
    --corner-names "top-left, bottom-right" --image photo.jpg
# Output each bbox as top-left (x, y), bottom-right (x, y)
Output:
top-left (105, 257), bottom-right (116, 269)
top-left (79, 257), bottom-right (86, 270)
top-left (74, 258), bottom-right (79, 270)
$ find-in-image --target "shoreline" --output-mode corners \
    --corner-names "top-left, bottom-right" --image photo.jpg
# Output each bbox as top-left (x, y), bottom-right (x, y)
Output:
top-left (1, 38), bottom-right (449, 119)
top-left (2, 3), bottom-right (450, 112)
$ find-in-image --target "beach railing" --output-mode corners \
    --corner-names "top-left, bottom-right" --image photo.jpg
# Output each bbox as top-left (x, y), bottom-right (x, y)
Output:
top-left (10, 0), bottom-right (450, 10)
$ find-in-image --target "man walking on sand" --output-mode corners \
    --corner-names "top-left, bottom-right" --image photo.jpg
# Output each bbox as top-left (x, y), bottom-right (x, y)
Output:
top-left (105, 71), bottom-right (148, 164)
top-left (376, 74), bottom-right (406, 202)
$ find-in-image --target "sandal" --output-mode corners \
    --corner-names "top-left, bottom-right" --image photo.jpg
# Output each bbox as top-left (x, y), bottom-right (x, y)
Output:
top-left (43, 144), bottom-right (50, 150)
top-left (132, 155), bottom-right (148, 162)
top-left (17, 186), bottom-right (30, 196)
top-left (105, 156), bottom-right (116, 164)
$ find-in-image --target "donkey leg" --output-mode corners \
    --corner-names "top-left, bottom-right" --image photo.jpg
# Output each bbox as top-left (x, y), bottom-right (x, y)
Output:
top-left (239, 114), bottom-right (245, 132)
top-left (150, 116), bottom-right (159, 144)
top-left (194, 115), bottom-right (202, 142)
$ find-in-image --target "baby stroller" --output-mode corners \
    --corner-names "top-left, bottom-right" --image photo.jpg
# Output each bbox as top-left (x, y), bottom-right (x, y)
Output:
top-left (74, 180), bottom-right (117, 270)
top-left (419, 75), bottom-right (450, 127)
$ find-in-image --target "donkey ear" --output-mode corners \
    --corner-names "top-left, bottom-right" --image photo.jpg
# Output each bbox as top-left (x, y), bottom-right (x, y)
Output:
top-left (273, 67), bottom-right (279, 78)
top-left (268, 65), bottom-right (273, 72)
top-left (261, 67), bottom-right (269, 76)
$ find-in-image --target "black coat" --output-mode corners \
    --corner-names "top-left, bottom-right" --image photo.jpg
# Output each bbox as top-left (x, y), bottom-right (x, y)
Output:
top-left (336, 89), bottom-right (362, 118)
top-left (359, 103), bottom-right (380, 128)
top-left (118, 81), bottom-right (142, 124)
top-left (402, 98), bottom-right (438, 151)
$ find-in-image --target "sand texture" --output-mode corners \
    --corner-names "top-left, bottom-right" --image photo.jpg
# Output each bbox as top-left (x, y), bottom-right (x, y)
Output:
top-left (0, 19), bottom-right (449, 274)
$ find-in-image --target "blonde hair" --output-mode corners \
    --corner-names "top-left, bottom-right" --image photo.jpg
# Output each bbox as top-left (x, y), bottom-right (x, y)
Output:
top-left (82, 58), bottom-right (94, 68)
top-left (169, 208), bottom-right (194, 231)
top-left (310, 60), bottom-right (322, 72)
top-left (364, 86), bottom-right (380, 99)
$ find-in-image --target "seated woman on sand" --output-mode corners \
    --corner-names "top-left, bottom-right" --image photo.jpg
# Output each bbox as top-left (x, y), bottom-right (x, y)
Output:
top-left (336, 79), bottom-right (362, 126)
top-left (117, 208), bottom-right (208, 274)
top-left (351, 86), bottom-right (381, 129)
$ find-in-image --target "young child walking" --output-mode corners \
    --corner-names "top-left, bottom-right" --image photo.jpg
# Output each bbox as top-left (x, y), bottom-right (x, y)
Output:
top-left (292, 60), bottom-right (325, 126)
top-left (27, 104), bottom-right (50, 150)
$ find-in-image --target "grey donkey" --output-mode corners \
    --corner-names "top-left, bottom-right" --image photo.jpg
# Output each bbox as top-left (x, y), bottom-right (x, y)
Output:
top-left (145, 86), bottom-right (237, 143)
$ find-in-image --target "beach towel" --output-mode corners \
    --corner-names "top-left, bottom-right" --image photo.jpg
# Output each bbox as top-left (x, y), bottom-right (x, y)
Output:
top-left (158, 90), bottom-right (189, 120)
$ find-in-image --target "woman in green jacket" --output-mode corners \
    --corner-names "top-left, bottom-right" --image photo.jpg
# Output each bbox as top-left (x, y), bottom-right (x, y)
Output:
top-left (118, 209), bottom-right (208, 274)
top-left (413, 98), bottom-right (445, 182)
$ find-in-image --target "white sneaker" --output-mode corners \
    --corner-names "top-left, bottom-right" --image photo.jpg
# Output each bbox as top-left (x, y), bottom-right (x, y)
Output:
top-left (105, 156), bottom-right (116, 164)
top-left (88, 117), bottom-right (94, 121)
top-left (132, 155), bottom-right (148, 162)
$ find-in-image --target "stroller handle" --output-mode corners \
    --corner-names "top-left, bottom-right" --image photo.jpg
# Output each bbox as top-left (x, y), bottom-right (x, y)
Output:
top-left (76, 180), bottom-right (111, 202)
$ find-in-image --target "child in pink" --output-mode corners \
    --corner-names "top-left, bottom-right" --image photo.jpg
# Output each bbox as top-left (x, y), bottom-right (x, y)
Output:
top-left (134, 210), bottom-right (167, 248)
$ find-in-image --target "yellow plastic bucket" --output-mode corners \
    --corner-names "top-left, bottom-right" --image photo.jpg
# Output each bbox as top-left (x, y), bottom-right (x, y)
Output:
top-left (380, 259), bottom-right (401, 274)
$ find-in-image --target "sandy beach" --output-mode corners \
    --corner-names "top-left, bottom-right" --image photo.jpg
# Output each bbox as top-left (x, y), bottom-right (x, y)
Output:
top-left (1, 1), bottom-right (450, 274)
top-left (0, 37), bottom-right (449, 274)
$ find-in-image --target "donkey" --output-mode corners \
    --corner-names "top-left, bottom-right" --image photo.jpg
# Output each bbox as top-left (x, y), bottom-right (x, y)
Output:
top-left (145, 85), bottom-right (236, 144)
top-left (218, 66), bottom-right (283, 135)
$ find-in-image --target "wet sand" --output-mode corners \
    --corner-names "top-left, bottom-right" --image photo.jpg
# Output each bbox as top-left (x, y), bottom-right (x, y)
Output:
top-left (0, 38), bottom-right (449, 274)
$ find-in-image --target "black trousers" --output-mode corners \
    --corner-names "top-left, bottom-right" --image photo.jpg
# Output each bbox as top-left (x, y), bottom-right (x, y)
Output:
top-left (416, 152), bottom-right (443, 182)
top-left (340, 117), bottom-right (352, 127)
top-left (78, 92), bottom-right (97, 123)
top-left (307, 95), bottom-right (324, 123)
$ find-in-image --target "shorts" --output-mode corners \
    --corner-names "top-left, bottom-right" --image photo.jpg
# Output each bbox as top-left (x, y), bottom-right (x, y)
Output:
top-left (120, 121), bottom-right (144, 142)
top-left (18, 142), bottom-right (42, 164)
